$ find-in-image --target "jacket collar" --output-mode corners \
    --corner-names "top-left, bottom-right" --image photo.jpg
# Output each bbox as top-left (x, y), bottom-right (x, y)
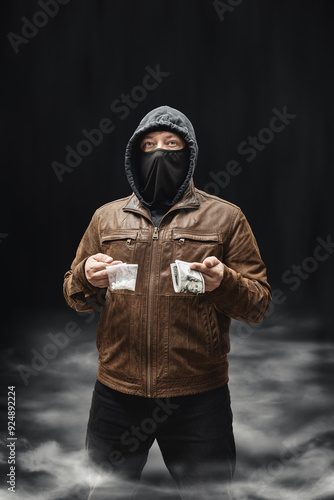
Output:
top-left (122, 180), bottom-right (201, 217)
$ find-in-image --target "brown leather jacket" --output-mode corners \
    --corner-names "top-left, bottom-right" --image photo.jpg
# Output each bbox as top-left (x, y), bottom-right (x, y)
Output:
top-left (63, 182), bottom-right (271, 398)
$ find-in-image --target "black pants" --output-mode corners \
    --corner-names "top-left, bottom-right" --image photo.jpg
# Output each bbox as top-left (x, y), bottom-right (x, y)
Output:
top-left (86, 380), bottom-right (236, 499)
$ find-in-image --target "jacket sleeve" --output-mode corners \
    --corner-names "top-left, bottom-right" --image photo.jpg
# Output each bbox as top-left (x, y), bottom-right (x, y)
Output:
top-left (63, 211), bottom-right (106, 312)
top-left (206, 209), bottom-right (271, 323)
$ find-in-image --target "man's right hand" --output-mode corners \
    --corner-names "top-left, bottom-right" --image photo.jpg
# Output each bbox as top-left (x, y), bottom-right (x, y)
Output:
top-left (85, 253), bottom-right (122, 288)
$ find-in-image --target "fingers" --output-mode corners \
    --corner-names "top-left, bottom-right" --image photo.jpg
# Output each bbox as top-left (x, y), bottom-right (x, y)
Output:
top-left (106, 260), bottom-right (123, 266)
top-left (190, 260), bottom-right (218, 276)
top-left (90, 261), bottom-right (112, 272)
top-left (91, 259), bottom-right (122, 272)
top-left (90, 268), bottom-right (109, 279)
top-left (90, 261), bottom-right (123, 280)
top-left (85, 254), bottom-right (123, 288)
top-left (189, 262), bottom-right (211, 276)
top-left (203, 256), bottom-right (220, 268)
top-left (189, 257), bottom-right (224, 291)
top-left (93, 253), bottom-right (113, 263)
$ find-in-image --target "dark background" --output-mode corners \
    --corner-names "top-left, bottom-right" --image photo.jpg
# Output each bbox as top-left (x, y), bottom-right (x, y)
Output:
top-left (1, 1), bottom-right (334, 499)
top-left (2, 0), bottom-right (333, 326)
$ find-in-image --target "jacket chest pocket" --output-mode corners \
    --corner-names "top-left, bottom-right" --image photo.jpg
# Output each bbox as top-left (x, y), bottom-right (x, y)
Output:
top-left (101, 230), bottom-right (138, 264)
top-left (172, 230), bottom-right (222, 263)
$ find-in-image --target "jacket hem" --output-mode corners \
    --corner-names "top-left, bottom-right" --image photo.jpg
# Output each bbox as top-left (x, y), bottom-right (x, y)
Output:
top-left (97, 365), bottom-right (229, 398)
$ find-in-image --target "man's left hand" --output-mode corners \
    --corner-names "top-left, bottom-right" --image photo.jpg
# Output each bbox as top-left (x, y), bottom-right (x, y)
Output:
top-left (189, 256), bottom-right (224, 292)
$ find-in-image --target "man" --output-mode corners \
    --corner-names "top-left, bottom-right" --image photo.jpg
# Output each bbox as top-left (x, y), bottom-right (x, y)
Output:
top-left (63, 106), bottom-right (271, 499)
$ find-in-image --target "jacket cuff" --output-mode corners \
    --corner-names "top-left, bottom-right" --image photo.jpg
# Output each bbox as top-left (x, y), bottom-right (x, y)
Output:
top-left (72, 258), bottom-right (102, 295)
top-left (206, 264), bottom-right (238, 304)
top-left (206, 264), bottom-right (270, 323)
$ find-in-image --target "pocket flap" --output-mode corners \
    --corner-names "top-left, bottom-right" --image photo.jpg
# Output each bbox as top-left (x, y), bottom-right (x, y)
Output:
top-left (172, 230), bottom-right (219, 242)
top-left (101, 230), bottom-right (138, 242)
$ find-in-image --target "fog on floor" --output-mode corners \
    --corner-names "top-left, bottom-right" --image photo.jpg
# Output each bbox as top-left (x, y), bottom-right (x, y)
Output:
top-left (1, 308), bottom-right (333, 500)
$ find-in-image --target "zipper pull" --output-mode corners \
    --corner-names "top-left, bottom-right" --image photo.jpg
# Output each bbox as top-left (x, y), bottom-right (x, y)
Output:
top-left (153, 227), bottom-right (159, 240)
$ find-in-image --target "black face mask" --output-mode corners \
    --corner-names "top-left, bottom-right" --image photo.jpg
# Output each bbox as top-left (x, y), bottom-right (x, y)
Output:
top-left (137, 147), bottom-right (189, 206)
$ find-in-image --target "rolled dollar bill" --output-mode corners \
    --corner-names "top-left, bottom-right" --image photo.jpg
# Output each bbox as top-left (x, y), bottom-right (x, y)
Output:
top-left (170, 260), bottom-right (205, 294)
top-left (106, 263), bottom-right (138, 291)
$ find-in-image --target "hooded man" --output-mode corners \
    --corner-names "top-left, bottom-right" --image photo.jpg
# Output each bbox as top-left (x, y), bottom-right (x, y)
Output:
top-left (63, 106), bottom-right (271, 499)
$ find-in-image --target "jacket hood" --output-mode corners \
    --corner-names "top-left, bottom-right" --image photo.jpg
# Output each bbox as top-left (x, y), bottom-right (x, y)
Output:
top-left (125, 105), bottom-right (198, 206)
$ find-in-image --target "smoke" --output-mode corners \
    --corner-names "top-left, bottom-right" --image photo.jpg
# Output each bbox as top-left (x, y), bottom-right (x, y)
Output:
top-left (0, 312), bottom-right (333, 499)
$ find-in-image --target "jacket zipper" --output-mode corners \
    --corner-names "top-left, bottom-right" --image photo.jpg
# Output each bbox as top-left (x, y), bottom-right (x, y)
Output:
top-left (123, 204), bottom-right (194, 397)
top-left (147, 226), bottom-right (159, 397)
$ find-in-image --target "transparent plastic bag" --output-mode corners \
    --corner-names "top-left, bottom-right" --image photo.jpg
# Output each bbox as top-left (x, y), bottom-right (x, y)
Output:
top-left (106, 263), bottom-right (138, 291)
